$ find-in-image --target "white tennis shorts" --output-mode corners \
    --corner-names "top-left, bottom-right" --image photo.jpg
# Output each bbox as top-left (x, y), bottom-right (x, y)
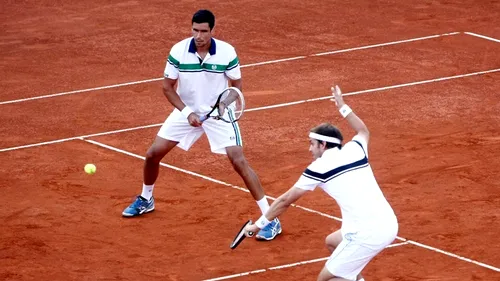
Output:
top-left (326, 221), bottom-right (398, 280)
top-left (157, 109), bottom-right (243, 154)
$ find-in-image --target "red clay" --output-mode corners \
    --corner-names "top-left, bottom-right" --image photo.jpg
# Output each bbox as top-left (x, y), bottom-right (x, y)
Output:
top-left (1, 1), bottom-right (499, 280)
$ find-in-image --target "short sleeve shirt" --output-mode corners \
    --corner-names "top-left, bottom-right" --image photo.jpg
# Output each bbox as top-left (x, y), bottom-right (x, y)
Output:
top-left (294, 135), bottom-right (395, 231)
top-left (164, 37), bottom-right (241, 115)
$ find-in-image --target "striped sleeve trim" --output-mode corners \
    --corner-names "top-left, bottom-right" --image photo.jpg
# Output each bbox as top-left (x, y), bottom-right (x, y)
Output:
top-left (226, 57), bottom-right (240, 70)
top-left (352, 140), bottom-right (367, 158)
top-left (302, 157), bottom-right (369, 183)
top-left (168, 55), bottom-right (180, 68)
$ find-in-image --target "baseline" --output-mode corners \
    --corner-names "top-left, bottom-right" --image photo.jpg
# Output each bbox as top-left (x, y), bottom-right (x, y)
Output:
top-left (464, 32), bottom-right (500, 43)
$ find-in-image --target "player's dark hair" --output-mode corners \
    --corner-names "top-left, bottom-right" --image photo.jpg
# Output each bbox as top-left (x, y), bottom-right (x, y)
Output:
top-left (310, 123), bottom-right (343, 149)
top-left (192, 9), bottom-right (215, 30)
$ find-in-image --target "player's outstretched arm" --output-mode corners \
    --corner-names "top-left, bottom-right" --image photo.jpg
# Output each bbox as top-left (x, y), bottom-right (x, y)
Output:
top-left (245, 186), bottom-right (307, 236)
top-left (331, 85), bottom-right (370, 144)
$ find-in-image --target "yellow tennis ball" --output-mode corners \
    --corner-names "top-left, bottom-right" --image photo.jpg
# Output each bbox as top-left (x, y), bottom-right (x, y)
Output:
top-left (84, 164), bottom-right (96, 174)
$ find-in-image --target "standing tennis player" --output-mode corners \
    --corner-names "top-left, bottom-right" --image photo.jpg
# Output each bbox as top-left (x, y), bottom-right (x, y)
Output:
top-left (122, 9), bottom-right (281, 241)
top-left (245, 84), bottom-right (398, 280)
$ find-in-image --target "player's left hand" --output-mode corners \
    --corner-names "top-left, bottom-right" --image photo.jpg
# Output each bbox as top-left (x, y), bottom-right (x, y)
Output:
top-left (244, 223), bottom-right (259, 237)
top-left (217, 101), bottom-right (227, 118)
top-left (330, 84), bottom-right (346, 108)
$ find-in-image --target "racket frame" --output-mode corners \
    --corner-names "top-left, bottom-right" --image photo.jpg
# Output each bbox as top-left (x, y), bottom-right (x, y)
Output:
top-left (230, 220), bottom-right (254, 249)
top-left (200, 87), bottom-right (245, 123)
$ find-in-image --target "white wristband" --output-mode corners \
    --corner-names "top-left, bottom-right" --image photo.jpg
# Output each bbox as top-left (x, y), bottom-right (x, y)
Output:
top-left (255, 215), bottom-right (272, 229)
top-left (180, 106), bottom-right (194, 118)
top-left (339, 104), bottom-right (352, 118)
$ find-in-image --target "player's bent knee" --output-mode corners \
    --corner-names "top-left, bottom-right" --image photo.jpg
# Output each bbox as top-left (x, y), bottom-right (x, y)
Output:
top-left (325, 241), bottom-right (336, 252)
top-left (325, 230), bottom-right (342, 252)
top-left (145, 149), bottom-right (159, 162)
top-left (145, 146), bottom-right (167, 162)
top-left (145, 138), bottom-right (176, 162)
top-left (317, 266), bottom-right (336, 281)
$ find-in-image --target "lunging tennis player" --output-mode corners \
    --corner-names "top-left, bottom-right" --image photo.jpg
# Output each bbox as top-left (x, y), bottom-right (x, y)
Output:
top-left (245, 84), bottom-right (398, 281)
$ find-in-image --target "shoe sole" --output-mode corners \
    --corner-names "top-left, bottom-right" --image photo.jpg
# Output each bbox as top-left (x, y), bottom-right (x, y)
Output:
top-left (122, 206), bottom-right (155, 217)
top-left (255, 227), bottom-right (282, 241)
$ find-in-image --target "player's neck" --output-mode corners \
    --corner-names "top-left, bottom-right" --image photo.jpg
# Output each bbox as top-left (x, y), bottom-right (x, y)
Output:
top-left (196, 43), bottom-right (211, 54)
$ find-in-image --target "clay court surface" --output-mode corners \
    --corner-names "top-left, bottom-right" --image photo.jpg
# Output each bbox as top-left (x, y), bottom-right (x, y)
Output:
top-left (1, 1), bottom-right (499, 280)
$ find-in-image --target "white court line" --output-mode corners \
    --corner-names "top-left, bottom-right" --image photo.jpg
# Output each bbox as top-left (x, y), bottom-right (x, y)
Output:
top-left (0, 77), bottom-right (163, 105)
top-left (0, 123), bottom-right (163, 152)
top-left (82, 138), bottom-right (499, 273)
top-left (81, 139), bottom-right (344, 222)
top-left (464, 32), bottom-right (500, 43)
top-left (244, 68), bottom-right (500, 112)
top-left (82, 138), bottom-right (250, 193)
top-left (1, 67), bottom-right (499, 153)
top-left (202, 242), bottom-right (410, 281)
top-left (242, 56), bottom-right (307, 67)
top-left (0, 32), bottom-right (461, 105)
top-left (312, 32), bottom-right (459, 56)
top-left (406, 240), bottom-right (500, 272)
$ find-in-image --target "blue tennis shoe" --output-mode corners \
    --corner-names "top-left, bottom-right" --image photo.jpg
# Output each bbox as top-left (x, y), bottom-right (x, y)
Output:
top-left (256, 218), bottom-right (282, 240)
top-left (122, 196), bottom-right (155, 217)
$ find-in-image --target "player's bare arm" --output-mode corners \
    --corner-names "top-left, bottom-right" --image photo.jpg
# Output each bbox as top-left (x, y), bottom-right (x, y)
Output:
top-left (331, 85), bottom-right (370, 144)
top-left (229, 78), bottom-right (242, 91)
top-left (245, 186), bottom-right (307, 235)
top-left (162, 77), bottom-right (202, 127)
top-left (162, 77), bottom-right (181, 109)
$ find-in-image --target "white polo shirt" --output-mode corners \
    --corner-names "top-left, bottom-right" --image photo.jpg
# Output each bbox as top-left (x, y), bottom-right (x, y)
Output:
top-left (164, 37), bottom-right (241, 115)
top-left (294, 135), bottom-right (397, 233)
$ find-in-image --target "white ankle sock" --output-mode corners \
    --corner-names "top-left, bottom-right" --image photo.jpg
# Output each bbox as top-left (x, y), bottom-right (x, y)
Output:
top-left (256, 197), bottom-right (270, 215)
top-left (141, 184), bottom-right (154, 200)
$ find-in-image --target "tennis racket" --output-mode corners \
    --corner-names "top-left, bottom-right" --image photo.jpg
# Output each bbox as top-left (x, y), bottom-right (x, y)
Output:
top-left (230, 220), bottom-right (254, 250)
top-left (200, 87), bottom-right (245, 123)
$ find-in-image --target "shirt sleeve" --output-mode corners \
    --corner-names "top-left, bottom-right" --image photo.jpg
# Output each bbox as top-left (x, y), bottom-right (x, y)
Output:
top-left (293, 164), bottom-right (322, 191)
top-left (351, 134), bottom-right (368, 158)
top-left (164, 49), bottom-right (180, 80)
top-left (225, 47), bottom-right (241, 80)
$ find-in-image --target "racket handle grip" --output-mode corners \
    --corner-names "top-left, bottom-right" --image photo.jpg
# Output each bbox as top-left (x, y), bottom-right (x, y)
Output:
top-left (248, 220), bottom-right (254, 237)
top-left (199, 115), bottom-right (207, 122)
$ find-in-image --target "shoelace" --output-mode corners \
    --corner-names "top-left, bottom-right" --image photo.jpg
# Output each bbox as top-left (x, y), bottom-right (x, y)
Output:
top-left (132, 197), bottom-right (148, 208)
top-left (261, 220), bottom-right (275, 231)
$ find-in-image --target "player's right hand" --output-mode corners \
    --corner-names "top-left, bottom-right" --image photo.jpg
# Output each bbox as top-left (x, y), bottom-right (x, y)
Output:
top-left (244, 223), bottom-right (258, 237)
top-left (187, 113), bottom-right (202, 127)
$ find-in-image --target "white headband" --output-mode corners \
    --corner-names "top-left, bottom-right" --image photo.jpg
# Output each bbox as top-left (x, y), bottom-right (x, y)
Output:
top-left (309, 132), bottom-right (341, 144)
